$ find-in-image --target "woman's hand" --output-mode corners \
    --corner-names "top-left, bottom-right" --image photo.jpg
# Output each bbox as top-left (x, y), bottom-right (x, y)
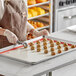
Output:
top-left (4, 29), bottom-right (18, 44)
top-left (30, 29), bottom-right (50, 37)
top-left (37, 29), bottom-right (50, 36)
top-left (36, 29), bottom-right (50, 37)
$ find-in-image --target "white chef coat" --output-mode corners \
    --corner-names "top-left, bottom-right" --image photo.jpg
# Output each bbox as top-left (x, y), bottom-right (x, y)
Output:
top-left (0, 0), bottom-right (4, 20)
top-left (0, 0), bottom-right (35, 31)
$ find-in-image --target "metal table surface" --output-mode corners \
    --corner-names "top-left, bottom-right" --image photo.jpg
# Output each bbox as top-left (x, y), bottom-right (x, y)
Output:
top-left (0, 29), bottom-right (76, 76)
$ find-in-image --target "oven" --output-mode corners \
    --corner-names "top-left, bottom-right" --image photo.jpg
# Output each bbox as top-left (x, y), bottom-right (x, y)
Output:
top-left (54, 0), bottom-right (76, 31)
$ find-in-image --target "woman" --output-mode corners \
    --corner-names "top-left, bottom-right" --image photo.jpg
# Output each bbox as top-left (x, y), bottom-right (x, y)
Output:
top-left (0, 0), bottom-right (49, 48)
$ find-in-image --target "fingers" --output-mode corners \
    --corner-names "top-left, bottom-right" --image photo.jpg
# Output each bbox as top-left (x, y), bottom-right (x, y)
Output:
top-left (4, 29), bottom-right (18, 44)
top-left (12, 36), bottom-right (18, 44)
top-left (13, 35), bottom-right (18, 44)
top-left (36, 29), bottom-right (50, 37)
top-left (43, 29), bottom-right (50, 36)
top-left (8, 35), bottom-right (18, 44)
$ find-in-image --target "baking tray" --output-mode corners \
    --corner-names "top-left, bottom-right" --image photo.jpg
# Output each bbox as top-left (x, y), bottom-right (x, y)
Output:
top-left (0, 36), bottom-right (76, 65)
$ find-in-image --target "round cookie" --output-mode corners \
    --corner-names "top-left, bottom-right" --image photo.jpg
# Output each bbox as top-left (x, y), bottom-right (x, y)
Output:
top-left (31, 46), bottom-right (35, 50)
top-left (37, 44), bottom-right (41, 48)
top-left (56, 41), bottom-right (60, 45)
top-left (63, 43), bottom-right (68, 47)
top-left (57, 45), bottom-right (61, 49)
top-left (50, 47), bottom-right (55, 51)
top-left (44, 49), bottom-right (48, 54)
top-left (43, 38), bottom-right (47, 42)
top-left (58, 49), bottom-right (62, 54)
top-left (64, 46), bottom-right (68, 51)
top-left (43, 42), bottom-right (47, 46)
top-left (49, 40), bottom-right (54, 44)
top-left (50, 43), bottom-right (54, 47)
top-left (36, 41), bottom-right (40, 44)
top-left (51, 52), bottom-right (56, 56)
top-left (71, 45), bottom-right (75, 48)
top-left (44, 46), bottom-right (47, 49)
top-left (37, 48), bottom-right (41, 52)
top-left (29, 42), bottom-right (34, 46)
top-left (24, 46), bottom-right (28, 48)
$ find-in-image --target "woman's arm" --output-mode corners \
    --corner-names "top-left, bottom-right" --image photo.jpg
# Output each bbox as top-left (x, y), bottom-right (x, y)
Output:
top-left (0, 27), bottom-right (18, 44)
top-left (27, 22), bottom-right (49, 37)
top-left (27, 21), bottom-right (35, 32)
top-left (27, 22), bottom-right (39, 35)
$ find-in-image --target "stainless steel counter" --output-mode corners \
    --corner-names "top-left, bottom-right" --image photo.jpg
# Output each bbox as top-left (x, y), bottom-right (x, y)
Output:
top-left (0, 29), bottom-right (76, 76)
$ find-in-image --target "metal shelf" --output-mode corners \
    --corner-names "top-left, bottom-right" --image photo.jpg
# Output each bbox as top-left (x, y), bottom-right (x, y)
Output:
top-left (28, 13), bottom-right (49, 20)
top-left (37, 26), bottom-right (49, 30)
top-left (28, 1), bottom-right (50, 8)
top-left (25, 0), bottom-right (53, 33)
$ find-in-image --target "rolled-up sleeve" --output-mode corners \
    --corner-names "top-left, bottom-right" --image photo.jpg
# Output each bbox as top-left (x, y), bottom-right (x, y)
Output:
top-left (27, 22), bottom-right (35, 32)
top-left (0, 0), bottom-right (4, 20)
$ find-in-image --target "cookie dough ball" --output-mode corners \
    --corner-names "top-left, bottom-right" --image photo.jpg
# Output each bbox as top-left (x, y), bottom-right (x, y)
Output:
top-left (51, 52), bottom-right (56, 56)
top-left (29, 42), bottom-right (34, 46)
top-left (64, 46), bottom-right (68, 51)
top-left (43, 38), bottom-right (47, 42)
top-left (50, 47), bottom-right (55, 51)
top-left (44, 49), bottom-right (48, 54)
top-left (50, 43), bottom-right (54, 47)
top-left (63, 43), bottom-right (68, 47)
top-left (31, 46), bottom-right (35, 50)
top-left (49, 40), bottom-right (54, 44)
top-left (37, 48), bottom-right (41, 52)
top-left (24, 46), bottom-right (28, 48)
top-left (56, 41), bottom-right (60, 45)
top-left (71, 45), bottom-right (75, 48)
top-left (44, 46), bottom-right (47, 49)
top-left (36, 41), bottom-right (40, 44)
top-left (43, 42), bottom-right (47, 46)
top-left (57, 45), bottom-right (61, 49)
top-left (37, 44), bottom-right (41, 48)
top-left (58, 49), bottom-right (62, 54)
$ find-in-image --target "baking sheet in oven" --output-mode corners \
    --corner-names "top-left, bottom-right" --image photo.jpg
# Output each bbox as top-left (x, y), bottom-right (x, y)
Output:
top-left (0, 36), bottom-right (76, 65)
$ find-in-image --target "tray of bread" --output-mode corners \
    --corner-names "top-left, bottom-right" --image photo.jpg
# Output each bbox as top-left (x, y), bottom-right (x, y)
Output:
top-left (0, 36), bottom-right (76, 65)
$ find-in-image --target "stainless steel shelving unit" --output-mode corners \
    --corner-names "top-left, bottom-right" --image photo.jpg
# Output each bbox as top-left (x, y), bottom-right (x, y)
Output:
top-left (28, 13), bottom-right (49, 20)
top-left (37, 26), bottom-right (50, 30)
top-left (25, 0), bottom-right (53, 33)
top-left (28, 1), bottom-right (50, 8)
